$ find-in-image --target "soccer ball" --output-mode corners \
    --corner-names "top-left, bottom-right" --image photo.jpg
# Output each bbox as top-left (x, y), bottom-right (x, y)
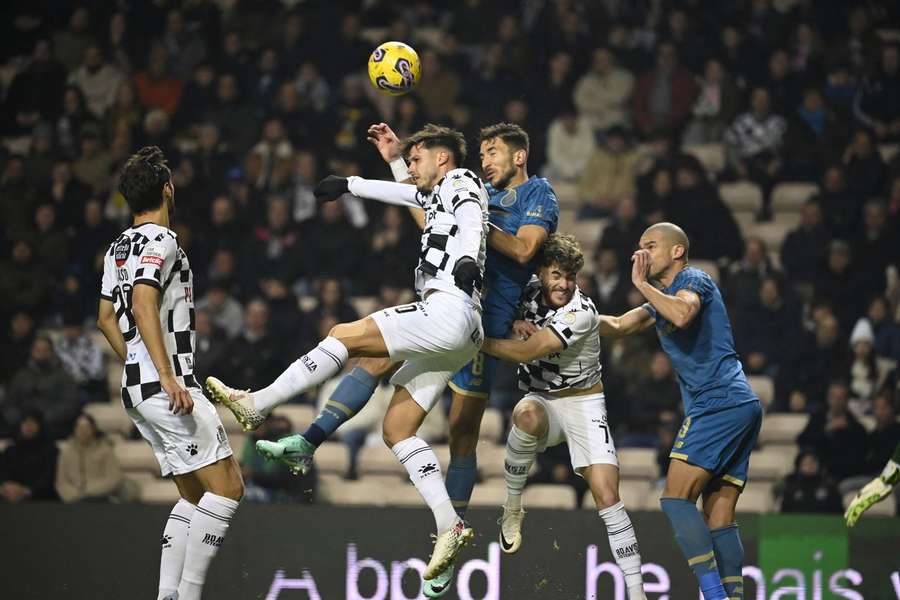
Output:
top-left (367, 41), bottom-right (421, 96)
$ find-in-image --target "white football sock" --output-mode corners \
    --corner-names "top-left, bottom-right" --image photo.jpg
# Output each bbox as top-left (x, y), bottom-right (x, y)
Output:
top-left (177, 492), bottom-right (239, 600)
top-left (253, 336), bottom-right (348, 414)
top-left (504, 426), bottom-right (538, 510)
top-left (392, 436), bottom-right (458, 533)
top-left (158, 498), bottom-right (194, 600)
top-left (599, 501), bottom-right (646, 600)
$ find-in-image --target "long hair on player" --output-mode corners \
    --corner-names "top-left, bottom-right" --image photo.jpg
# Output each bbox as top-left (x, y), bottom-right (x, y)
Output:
top-left (118, 145), bottom-right (172, 214)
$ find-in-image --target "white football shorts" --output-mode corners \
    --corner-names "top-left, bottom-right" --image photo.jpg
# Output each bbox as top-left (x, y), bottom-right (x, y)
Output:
top-left (127, 386), bottom-right (233, 477)
top-left (370, 290), bottom-right (483, 412)
top-left (526, 391), bottom-right (618, 474)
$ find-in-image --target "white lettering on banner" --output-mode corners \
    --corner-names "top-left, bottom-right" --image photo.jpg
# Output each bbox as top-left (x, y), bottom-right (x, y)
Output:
top-left (456, 542), bottom-right (500, 600)
top-left (390, 558), bottom-right (426, 600)
top-left (744, 566), bottom-right (766, 600)
top-left (585, 545), bottom-right (626, 599)
top-left (770, 569), bottom-right (805, 599)
top-left (829, 570), bottom-right (864, 600)
top-left (347, 544), bottom-right (389, 600)
top-left (640, 563), bottom-right (670, 600)
top-left (265, 569), bottom-right (321, 600)
top-left (891, 572), bottom-right (900, 598)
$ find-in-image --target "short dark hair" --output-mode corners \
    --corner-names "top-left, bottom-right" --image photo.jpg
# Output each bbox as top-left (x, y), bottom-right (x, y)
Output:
top-left (479, 122), bottom-right (530, 154)
top-left (402, 124), bottom-right (467, 166)
top-left (118, 146), bottom-right (171, 214)
top-left (537, 233), bottom-right (584, 275)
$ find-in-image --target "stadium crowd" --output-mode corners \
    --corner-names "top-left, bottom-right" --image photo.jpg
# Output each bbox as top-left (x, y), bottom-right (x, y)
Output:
top-left (0, 0), bottom-right (899, 513)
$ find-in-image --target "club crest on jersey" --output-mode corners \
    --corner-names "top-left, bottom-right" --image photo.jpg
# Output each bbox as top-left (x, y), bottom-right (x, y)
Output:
top-left (500, 189), bottom-right (517, 207)
top-left (114, 236), bottom-right (131, 267)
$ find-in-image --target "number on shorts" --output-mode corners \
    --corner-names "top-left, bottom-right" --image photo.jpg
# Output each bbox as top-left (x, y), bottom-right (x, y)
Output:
top-left (597, 422), bottom-right (610, 444)
top-left (471, 351), bottom-right (485, 376)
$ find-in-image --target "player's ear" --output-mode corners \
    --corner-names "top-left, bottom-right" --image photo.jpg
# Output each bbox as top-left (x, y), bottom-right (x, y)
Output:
top-left (671, 244), bottom-right (685, 261)
top-left (514, 148), bottom-right (527, 167)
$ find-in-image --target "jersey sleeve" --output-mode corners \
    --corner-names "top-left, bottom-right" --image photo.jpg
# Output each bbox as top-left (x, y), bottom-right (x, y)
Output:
top-left (99, 248), bottom-right (115, 300)
top-left (446, 171), bottom-right (485, 214)
top-left (545, 308), bottom-right (595, 349)
top-left (520, 182), bottom-right (559, 231)
top-left (133, 236), bottom-right (178, 290)
top-left (670, 269), bottom-right (715, 305)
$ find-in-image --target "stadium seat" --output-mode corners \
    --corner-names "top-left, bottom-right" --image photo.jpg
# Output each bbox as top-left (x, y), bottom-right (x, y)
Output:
top-left (690, 259), bottom-right (720, 284)
top-left (320, 475), bottom-right (389, 507)
top-left (617, 448), bottom-right (658, 479)
top-left (746, 375), bottom-right (774, 409)
top-left (616, 480), bottom-right (655, 511)
top-left (551, 181), bottom-right (580, 210)
top-left (746, 215), bottom-right (800, 251)
top-left (139, 479), bottom-right (181, 504)
top-left (523, 483), bottom-right (578, 509)
top-left (272, 404), bottom-right (316, 432)
top-left (479, 408), bottom-right (504, 444)
top-left (477, 443), bottom-right (509, 478)
top-left (878, 144), bottom-right (899, 163)
top-left (738, 481), bottom-right (775, 513)
top-left (719, 182), bottom-right (763, 213)
top-left (733, 211), bottom-right (756, 239)
top-left (382, 478), bottom-right (427, 507)
top-left (748, 447), bottom-right (795, 480)
top-left (469, 478), bottom-right (508, 507)
top-left (771, 183), bottom-right (818, 213)
top-left (571, 218), bottom-right (607, 249)
top-left (842, 490), bottom-right (897, 519)
top-left (115, 439), bottom-right (159, 474)
top-left (759, 413), bottom-right (808, 445)
top-left (84, 402), bottom-right (134, 437)
top-left (684, 143), bottom-right (726, 175)
top-left (313, 441), bottom-right (351, 475)
top-left (357, 445), bottom-right (406, 476)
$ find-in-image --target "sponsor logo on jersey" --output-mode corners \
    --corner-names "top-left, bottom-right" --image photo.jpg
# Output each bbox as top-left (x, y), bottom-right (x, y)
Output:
top-left (141, 255), bottom-right (164, 267)
top-left (526, 205), bottom-right (543, 218)
top-left (114, 236), bottom-right (131, 267)
top-left (563, 312), bottom-right (576, 324)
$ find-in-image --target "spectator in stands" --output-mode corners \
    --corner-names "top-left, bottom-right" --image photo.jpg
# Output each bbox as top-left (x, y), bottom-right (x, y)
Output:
top-left (854, 44), bottom-right (900, 142)
top-left (206, 72), bottom-right (256, 155)
top-left (779, 312), bottom-right (849, 410)
top-left (797, 380), bottom-right (867, 481)
top-left (196, 278), bottom-right (244, 339)
top-left (242, 194), bottom-right (303, 296)
top-left (56, 85), bottom-right (95, 158)
top-left (47, 157), bottom-right (91, 230)
top-left (779, 449), bottom-right (843, 514)
top-left (160, 9), bottom-right (208, 81)
top-left (835, 7), bottom-right (880, 78)
top-left (193, 308), bottom-right (229, 384)
top-left (544, 103), bottom-right (595, 184)
top-left (784, 87), bottom-right (848, 181)
top-left (814, 164), bottom-right (860, 238)
top-left (589, 248), bottom-right (631, 316)
top-left (30, 203), bottom-right (68, 275)
top-left (725, 236), bottom-right (774, 312)
top-left (724, 86), bottom-right (787, 220)
top-left (293, 61), bottom-right (330, 117)
top-left (67, 44), bottom-right (123, 119)
top-left (302, 199), bottom-right (366, 283)
top-left (72, 126), bottom-right (112, 195)
top-left (577, 126), bottom-right (642, 217)
top-left (0, 312), bottom-right (35, 394)
top-left (414, 50), bottom-right (461, 122)
top-left (54, 307), bottom-right (106, 404)
top-left (633, 41), bottom-right (698, 139)
top-left (133, 44), bottom-right (183, 116)
top-left (364, 206), bottom-right (419, 293)
top-left (665, 155), bottom-right (744, 261)
top-left (780, 199), bottom-right (829, 289)
top-left (52, 6), bottom-right (92, 71)
top-left (0, 155), bottom-right (37, 235)
top-left (865, 391), bottom-right (900, 475)
top-left (761, 48), bottom-right (802, 115)
top-left (242, 414), bottom-right (316, 503)
top-left (4, 336), bottom-right (81, 440)
top-left (246, 119), bottom-right (293, 193)
top-left (735, 275), bottom-right (800, 377)
top-left (3, 39), bottom-right (65, 133)
top-left (221, 299), bottom-right (286, 393)
top-left (533, 51), bottom-right (576, 126)
top-left (815, 240), bottom-right (865, 329)
top-left (0, 409), bottom-right (59, 502)
top-left (573, 47), bottom-right (634, 132)
top-left (682, 58), bottom-right (739, 145)
top-left (853, 200), bottom-right (898, 298)
top-left (843, 128), bottom-right (888, 202)
top-left (597, 196), bottom-right (646, 273)
top-left (0, 239), bottom-right (53, 321)
top-left (845, 319), bottom-right (894, 405)
top-left (624, 351), bottom-right (681, 443)
top-left (864, 296), bottom-right (900, 363)
top-left (55, 413), bottom-right (123, 503)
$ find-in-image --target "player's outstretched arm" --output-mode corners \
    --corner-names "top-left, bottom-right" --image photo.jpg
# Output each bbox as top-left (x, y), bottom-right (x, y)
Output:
top-left (597, 307), bottom-right (655, 339)
top-left (631, 250), bottom-right (700, 329)
top-left (132, 283), bottom-right (193, 416)
top-left (97, 298), bottom-right (126, 362)
top-left (366, 122), bottom-right (425, 228)
top-left (482, 328), bottom-right (564, 364)
top-left (845, 443), bottom-right (900, 526)
top-left (314, 175), bottom-right (419, 208)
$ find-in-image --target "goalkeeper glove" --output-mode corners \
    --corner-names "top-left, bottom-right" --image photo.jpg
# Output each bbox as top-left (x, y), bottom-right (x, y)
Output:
top-left (452, 256), bottom-right (482, 296)
top-left (844, 459), bottom-right (899, 527)
top-left (313, 175), bottom-right (349, 204)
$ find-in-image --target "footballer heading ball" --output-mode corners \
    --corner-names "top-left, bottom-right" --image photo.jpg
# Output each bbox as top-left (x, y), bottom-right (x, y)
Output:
top-left (368, 41), bottom-right (421, 96)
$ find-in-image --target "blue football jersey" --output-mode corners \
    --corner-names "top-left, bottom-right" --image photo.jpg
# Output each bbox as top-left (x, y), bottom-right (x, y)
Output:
top-left (643, 267), bottom-right (757, 416)
top-left (482, 176), bottom-right (559, 335)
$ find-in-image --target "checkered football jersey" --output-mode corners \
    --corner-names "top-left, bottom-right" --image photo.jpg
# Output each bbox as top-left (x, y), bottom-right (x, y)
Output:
top-left (100, 223), bottom-right (197, 408)
top-left (413, 168), bottom-right (489, 309)
top-left (517, 276), bottom-right (602, 392)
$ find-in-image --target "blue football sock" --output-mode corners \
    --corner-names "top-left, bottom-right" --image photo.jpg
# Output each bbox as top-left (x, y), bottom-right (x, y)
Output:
top-left (711, 524), bottom-right (744, 599)
top-left (445, 454), bottom-right (477, 518)
top-left (660, 497), bottom-right (727, 600)
top-left (302, 367), bottom-right (378, 447)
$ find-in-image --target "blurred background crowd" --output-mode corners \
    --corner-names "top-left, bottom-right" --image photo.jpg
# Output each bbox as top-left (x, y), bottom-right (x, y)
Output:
top-left (1, 0), bottom-right (899, 514)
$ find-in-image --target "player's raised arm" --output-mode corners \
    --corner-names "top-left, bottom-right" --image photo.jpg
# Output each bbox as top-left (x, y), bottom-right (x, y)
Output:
top-left (482, 328), bottom-right (564, 364)
top-left (631, 248), bottom-right (701, 329)
top-left (597, 306), bottom-right (656, 338)
top-left (367, 121), bottom-right (426, 229)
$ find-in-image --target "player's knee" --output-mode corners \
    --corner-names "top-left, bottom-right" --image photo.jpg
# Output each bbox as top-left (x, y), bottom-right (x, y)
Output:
top-left (356, 356), bottom-right (396, 378)
top-left (512, 400), bottom-right (546, 437)
top-left (591, 483), bottom-right (620, 510)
